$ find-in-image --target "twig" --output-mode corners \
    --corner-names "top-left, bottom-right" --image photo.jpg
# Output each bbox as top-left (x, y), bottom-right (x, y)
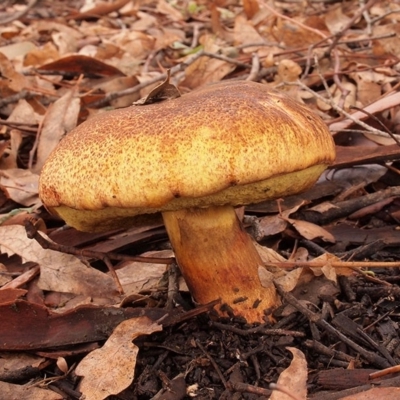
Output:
top-left (259, 0), bottom-right (327, 40)
top-left (103, 256), bottom-right (124, 294)
top-left (332, 48), bottom-right (349, 109)
top-left (0, 90), bottom-right (30, 108)
top-left (231, 382), bottom-right (271, 396)
top-left (195, 339), bottom-right (228, 388)
top-left (88, 50), bottom-right (251, 108)
top-left (210, 320), bottom-right (305, 338)
top-left (349, 105), bottom-right (400, 146)
top-left (266, 259), bottom-right (400, 270)
top-left (24, 218), bottom-right (174, 266)
top-left (360, 0), bottom-right (373, 35)
top-left (246, 53), bottom-right (260, 82)
top-left (166, 263), bottom-right (180, 310)
top-left (274, 283), bottom-right (391, 369)
top-left (325, 0), bottom-right (380, 56)
top-left (287, 80), bottom-right (397, 140)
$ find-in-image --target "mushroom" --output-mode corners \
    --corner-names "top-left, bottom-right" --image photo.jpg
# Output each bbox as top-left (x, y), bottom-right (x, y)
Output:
top-left (39, 81), bottom-right (336, 322)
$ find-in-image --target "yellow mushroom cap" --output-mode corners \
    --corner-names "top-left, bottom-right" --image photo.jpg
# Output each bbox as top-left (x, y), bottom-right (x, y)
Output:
top-left (39, 80), bottom-right (336, 232)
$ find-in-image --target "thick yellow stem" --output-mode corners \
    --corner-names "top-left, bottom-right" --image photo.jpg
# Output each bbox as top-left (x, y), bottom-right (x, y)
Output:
top-left (162, 206), bottom-right (279, 322)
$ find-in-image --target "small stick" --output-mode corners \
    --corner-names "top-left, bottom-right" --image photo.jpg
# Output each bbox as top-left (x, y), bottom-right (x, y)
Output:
top-left (274, 283), bottom-right (390, 369)
top-left (369, 365), bottom-right (400, 380)
top-left (287, 80), bottom-right (396, 140)
top-left (246, 53), bottom-right (260, 82)
top-left (266, 259), bottom-right (400, 270)
top-left (195, 339), bottom-right (228, 388)
top-left (24, 218), bottom-right (174, 265)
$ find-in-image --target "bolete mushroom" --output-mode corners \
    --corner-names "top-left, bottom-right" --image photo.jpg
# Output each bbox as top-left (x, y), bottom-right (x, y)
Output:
top-left (39, 80), bottom-right (335, 322)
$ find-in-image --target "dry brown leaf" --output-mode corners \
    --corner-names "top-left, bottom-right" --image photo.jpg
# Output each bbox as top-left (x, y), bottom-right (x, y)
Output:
top-left (115, 250), bottom-right (171, 296)
top-left (76, 316), bottom-right (162, 400)
top-left (0, 263), bottom-right (12, 286)
top-left (181, 35), bottom-right (235, 89)
top-left (0, 41), bottom-right (36, 60)
top-left (329, 91), bottom-right (400, 132)
top-left (0, 225), bottom-right (119, 300)
top-left (0, 381), bottom-right (63, 400)
top-left (349, 69), bottom-right (388, 107)
top-left (94, 76), bottom-right (141, 108)
top-left (274, 267), bottom-right (303, 292)
top-left (285, 218), bottom-right (336, 243)
top-left (0, 351), bottom-right (45, 373)
top-left (313, 253), bottom-right (353, 277)
top-left (276, 59), bottom-right (302, 83)
top-left (272, 17), bottom-right (326, 48)
top-left (234, 14), bottom-right (264, 52)
top-left (372, 23), bottom-right (400, 56)
top-left (255, 242), bottom-right (286, 264)
top-left (255, 214), bottom-right (288, 239)
top-left (23, 42), bottom-right (59, 67)
top-left (0, 52), bottom-right (28, 93)
top-left (243, 0), bottom-right (260, 19)
top-left (33, 87), bottom-right (80, 172)
top-left (0, 129), bottom-right (22, 170)
top-left (0, 169), bottom-right (39, 207)
top-left (258, 266), bottom-right (277, 291)
top-left (324, 5), bottom-right (352, 34)
top-left (110, 30), bottom-right (155, 59)
top-left (56, 357), bottom-right (68, 374)
top-left (52, 31), bottom-right (78, 55)
top-left (270, 347), bottom-right (307, 400)
top-left (291, 219), bottom-right (336, 243)
top-left (74, 0), bottom-right (131, 20)
top-left (7, 99), bottom-right (40, 125)
top-left (340, 387), bottom-right (400, 400)
top-left (156, 0), bottom-right (184, 21)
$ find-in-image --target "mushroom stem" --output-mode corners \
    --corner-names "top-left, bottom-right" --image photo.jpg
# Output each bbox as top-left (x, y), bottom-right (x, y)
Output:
top-left (162, 206), bottom-right (278, 322)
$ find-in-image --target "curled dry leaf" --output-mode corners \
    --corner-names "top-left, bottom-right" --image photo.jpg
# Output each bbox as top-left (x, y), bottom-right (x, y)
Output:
top-left (33, 88), bottom-right (80, 172)
top-left (269, 347), bottom-right (307, 400)
top-left (0, 168), bottom-right (39, 207)
top-left (76, 316), bottom-right (162, 400)
top-left (56, 357), bottom-right (68, 374)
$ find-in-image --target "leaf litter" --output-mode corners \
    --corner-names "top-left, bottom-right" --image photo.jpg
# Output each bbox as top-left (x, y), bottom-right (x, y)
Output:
top-left (1, 0), bottom-right (400, 399)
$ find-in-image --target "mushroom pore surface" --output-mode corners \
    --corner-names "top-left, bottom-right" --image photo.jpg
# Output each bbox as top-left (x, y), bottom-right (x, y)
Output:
top-left (39, 80), bottom-right (336, 232)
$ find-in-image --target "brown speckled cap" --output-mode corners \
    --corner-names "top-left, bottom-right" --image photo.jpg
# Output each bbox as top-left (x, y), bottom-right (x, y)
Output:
top-left (39, 80), bottom-right (336, 232)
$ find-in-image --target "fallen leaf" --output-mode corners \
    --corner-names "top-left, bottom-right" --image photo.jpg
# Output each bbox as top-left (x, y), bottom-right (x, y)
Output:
top-left (340, 387), bottom-right (400, 400)
top-left (0, 381), bottom-right (63, 400)
top-left (0, 225), bottom-right (119, 300)
top-left (0, 169), bottom-right (39, 207)
top-left (0, 52), bottom-right (28, 93)
top-left (0, 300), bottom-right (167, 350)
top-left (234, 14), bottom-right (264, 52)
top-left (270, 347), bottom-right (307, 400)
top-left (115, 250), bottom-right (171, 296)
top-left (285, 218), bottom-right (336, 243)
top-left (38, 54), bottom-right (125, 77)
top-left (23, 42), bottom-right (59, 67)
top-left (181, 35), bottom-right (235, 89)
top-left (76, 316), bottom-right (162, 400)
top-left (33, 87), bottom-right (80, 172)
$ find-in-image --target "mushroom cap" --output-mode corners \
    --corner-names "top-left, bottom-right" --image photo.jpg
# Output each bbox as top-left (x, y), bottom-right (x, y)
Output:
top-left (39, 80), bottom-right (335, 232)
